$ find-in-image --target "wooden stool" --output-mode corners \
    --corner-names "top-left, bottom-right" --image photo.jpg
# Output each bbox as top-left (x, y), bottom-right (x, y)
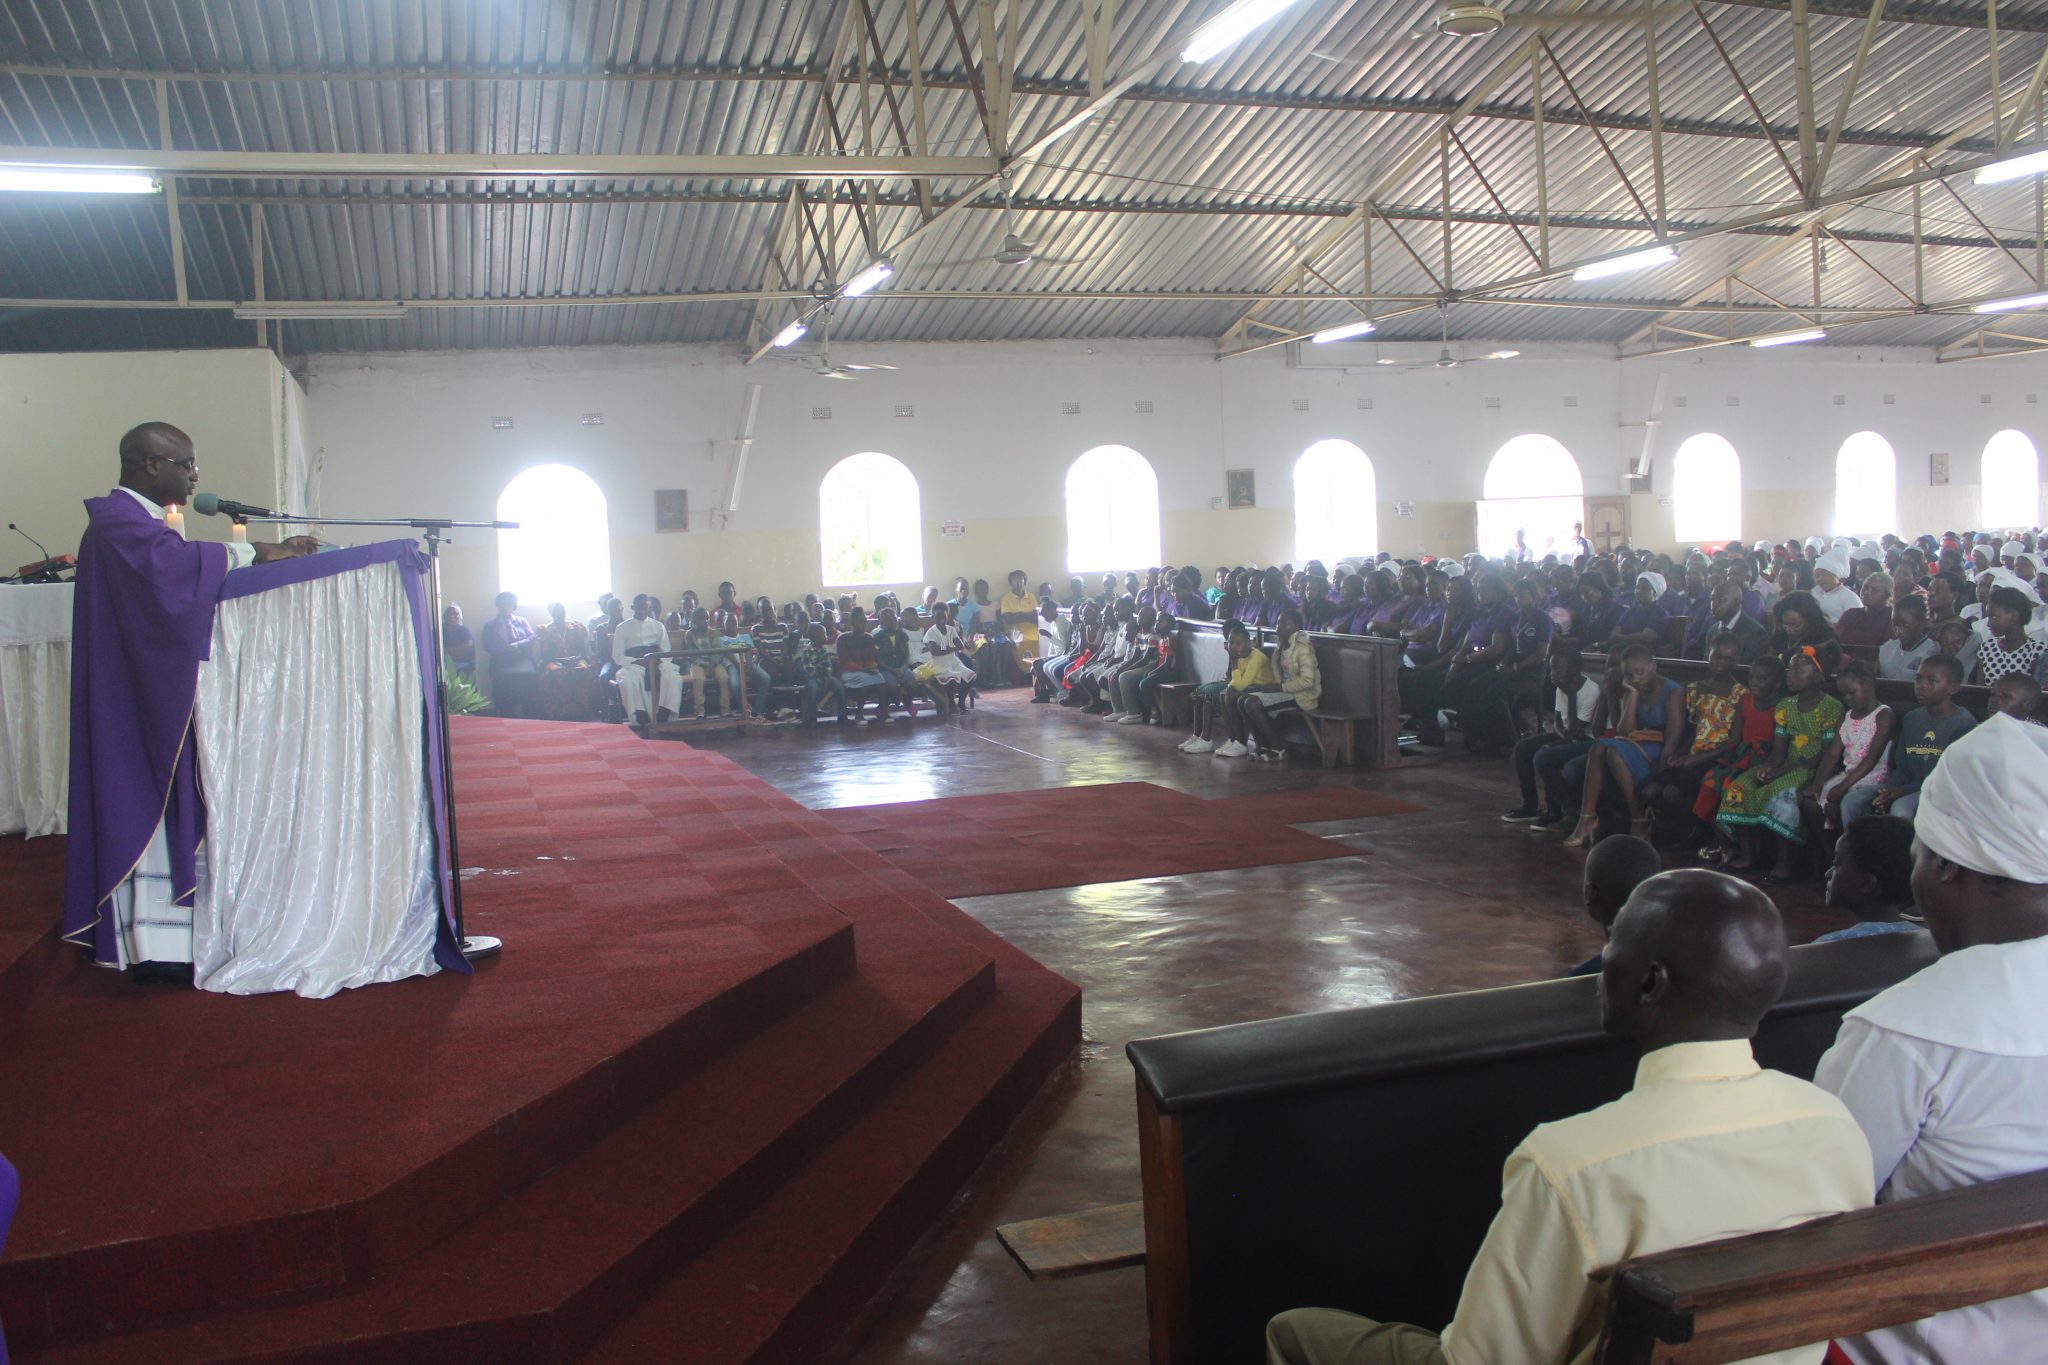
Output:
top-left (1157, 681), bottom-right (1194, 727)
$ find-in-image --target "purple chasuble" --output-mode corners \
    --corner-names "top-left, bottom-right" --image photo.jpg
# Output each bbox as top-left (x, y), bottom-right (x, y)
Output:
top-left (62, 493), bottom-right (232, 966)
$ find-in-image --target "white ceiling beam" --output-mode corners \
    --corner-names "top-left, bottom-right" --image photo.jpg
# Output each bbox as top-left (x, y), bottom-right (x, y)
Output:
top-left (0, 145), bottom-right (998, 181)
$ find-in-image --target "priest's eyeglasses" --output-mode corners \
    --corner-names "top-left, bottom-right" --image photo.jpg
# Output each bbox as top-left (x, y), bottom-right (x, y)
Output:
top-left (153, 454), bottom-right (198, 471)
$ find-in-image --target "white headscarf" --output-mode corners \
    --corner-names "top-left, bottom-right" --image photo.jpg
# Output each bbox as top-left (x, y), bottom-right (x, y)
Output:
top-left (1804, 535), bottom-right (1827, 552)
top-left (1985, 567), bottom-right (2045, 606)
top-left (1916, 714), bottom-right (2048, 884)
top-left (1816, 548), bottom-right (1852, 581)
top-left (1439, 560), bottom-right (1466, 578)
top-left (1637, 571), bottom-right (1668, 599)
top-left (2001, 539), bottom-right (2026, 561)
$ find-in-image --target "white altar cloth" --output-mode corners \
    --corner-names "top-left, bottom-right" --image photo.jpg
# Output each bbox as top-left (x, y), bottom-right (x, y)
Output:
top-left (0, 582), bottom-right (73, 837)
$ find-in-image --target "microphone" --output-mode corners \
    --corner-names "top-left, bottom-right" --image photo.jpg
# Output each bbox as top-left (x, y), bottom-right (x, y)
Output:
top-left (190, 492), bottom-right (276, 520)
top-left (8, 523), bottom-right (51, 560)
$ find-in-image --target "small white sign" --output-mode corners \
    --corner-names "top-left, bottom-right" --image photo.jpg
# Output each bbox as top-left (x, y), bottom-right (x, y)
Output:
top-left (1395, 500), bottom-right (1415, 519)
top-left (941, 519), bottom-right (966, 538)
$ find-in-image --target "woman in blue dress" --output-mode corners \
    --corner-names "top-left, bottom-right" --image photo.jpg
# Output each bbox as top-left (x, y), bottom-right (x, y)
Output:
top-left (1562, 642), bottom-right (1687, 847)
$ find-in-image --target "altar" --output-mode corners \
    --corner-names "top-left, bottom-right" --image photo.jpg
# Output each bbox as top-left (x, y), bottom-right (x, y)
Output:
top-left (0, 581), bottom-right (72, 837)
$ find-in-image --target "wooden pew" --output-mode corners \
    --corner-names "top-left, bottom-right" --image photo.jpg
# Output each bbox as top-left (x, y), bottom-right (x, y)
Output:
top-left (1598, 1167), bottom-right (2048, 1363)
top-left (1125, 933), bottom-right (1938, 1365)
top-left (1169, 621), bottom-right (1404, 767)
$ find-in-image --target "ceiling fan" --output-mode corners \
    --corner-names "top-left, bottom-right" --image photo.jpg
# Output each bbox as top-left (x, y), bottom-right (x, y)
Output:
top-left (924, 182), bottom-right (1093, 270)
top-left (1372, 303), bottom-right (1521, 370)
top-left (773, 312), bottom-right (898, 379)
top-left (1415, 0), bottom-right (1680, 39)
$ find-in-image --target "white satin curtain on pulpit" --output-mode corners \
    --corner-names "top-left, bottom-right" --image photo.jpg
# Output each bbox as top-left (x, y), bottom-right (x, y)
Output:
top-left (0, 583), bottom-right (73, 838)
top-left (192, 558), bottom-right (442, 998)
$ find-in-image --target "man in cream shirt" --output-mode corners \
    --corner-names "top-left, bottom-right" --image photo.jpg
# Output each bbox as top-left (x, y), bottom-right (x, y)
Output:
top-left (1816, 713), bottom-right (2048, 1363)
top-left (1267, 869), bottom-right (1873, 1365)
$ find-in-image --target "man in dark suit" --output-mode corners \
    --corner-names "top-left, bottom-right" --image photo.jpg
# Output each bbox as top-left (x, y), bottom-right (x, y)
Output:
top-left (1686, 580), bottom-right (1768, 664)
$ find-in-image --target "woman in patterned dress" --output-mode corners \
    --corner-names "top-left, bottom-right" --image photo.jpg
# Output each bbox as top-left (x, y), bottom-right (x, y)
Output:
top-left (1697, 653), bottom-right (1784, 861)
top-left (1715, 648), bottom-right (1844, 882)
top-left (533, 602), bottom-right (600, 720)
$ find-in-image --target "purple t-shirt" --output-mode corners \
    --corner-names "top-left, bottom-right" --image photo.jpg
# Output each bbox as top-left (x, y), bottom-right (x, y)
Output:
top-left (1512, 608), bottom-right (1555, 660)
top-left (1326, 601), bottom-right (1374, 635)
top-left (1464, 605), bottom-right (1517, 652)
top-left (1613, 603), bottom-right (1670, 640)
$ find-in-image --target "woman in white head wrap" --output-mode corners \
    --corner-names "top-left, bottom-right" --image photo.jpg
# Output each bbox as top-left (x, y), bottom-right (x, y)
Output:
top-left (2001, 539), bottom-right (2026, 563)
top-left (1812, 714), bottom-right (2048, 1364)
top-left (1810, 547), bottom-right (1862, 625)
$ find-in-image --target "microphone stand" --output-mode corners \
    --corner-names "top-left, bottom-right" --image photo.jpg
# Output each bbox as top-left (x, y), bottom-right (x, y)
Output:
top-left (232, 512), bottom-right (515, 963)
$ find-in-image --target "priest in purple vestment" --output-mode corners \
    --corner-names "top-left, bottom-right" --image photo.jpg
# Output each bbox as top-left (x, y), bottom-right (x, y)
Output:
top-left (60, 422), bottom-right (315, 983)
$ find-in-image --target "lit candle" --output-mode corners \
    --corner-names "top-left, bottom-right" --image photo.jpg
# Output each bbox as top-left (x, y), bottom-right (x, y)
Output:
top-left (164, 506), bottom-right (184, 537)
top-left (231, 522), bottom-right (247, 543)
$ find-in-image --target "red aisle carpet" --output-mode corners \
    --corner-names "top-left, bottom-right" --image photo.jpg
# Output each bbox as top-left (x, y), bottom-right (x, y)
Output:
top-left (0, 719), bottom-right (1079, 1364)
top-left (821, 781), bottom-right (1420, 900)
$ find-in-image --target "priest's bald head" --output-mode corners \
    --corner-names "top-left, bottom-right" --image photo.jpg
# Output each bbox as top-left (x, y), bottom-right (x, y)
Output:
top-left (1910, 713), bottom-right (2048, 954)
top-left (1599, 869), bottom-right (1789, 1054)
top-left (118, 422), bottom-right (199, 508)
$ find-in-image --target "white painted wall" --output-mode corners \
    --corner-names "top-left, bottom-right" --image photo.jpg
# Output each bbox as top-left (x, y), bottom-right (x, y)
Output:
top-left (10, 340), bottom-right (2043, 630)
top-left (1, 349), bottom-right (296, 559)
top-left (302, 336), bottom-right (2048, 624)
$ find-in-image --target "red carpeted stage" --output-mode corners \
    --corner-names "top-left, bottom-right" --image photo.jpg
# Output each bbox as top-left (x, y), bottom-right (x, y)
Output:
top-left (0, 719), bottom-right (1081, 1364)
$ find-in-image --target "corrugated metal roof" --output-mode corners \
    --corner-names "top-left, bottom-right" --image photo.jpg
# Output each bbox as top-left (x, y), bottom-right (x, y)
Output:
top-left (2, 0), bottom-right (2046, 356)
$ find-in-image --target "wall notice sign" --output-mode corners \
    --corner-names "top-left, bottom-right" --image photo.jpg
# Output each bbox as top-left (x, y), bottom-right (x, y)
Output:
top-left (941, 519), bottom-right (966, 538)
top-left (1395, 500), bottom-right (1414, 518)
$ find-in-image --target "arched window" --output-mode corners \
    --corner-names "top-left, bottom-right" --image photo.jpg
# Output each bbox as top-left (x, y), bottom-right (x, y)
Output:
top-left (1834, 432), bottom-right (1897, 536)
top-left (1671, 434), bottom-right (1742, 545)
top-left (1981, 429), bottom-right (2041, 529)
top-left (1477, 435), bottom-right (1584, 559)
top-left (819, 452), bottom-right (923, 586)
top-left (1065, 445), bottom-right (1161, 574)
top-left (496, 464), bottom-right (611, 605)
top-left (1294, 440), bottom-right (1379, 563)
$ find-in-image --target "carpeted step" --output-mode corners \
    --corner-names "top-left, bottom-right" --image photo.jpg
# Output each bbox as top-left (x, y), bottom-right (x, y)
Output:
top-left (20, 917), bottom-right (998, 1365)
top-left (579, 959), bottom-right (1083, 1365)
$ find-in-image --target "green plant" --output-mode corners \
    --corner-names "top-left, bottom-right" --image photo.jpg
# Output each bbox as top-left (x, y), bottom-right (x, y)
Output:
top-left (441, 672), bottom-right (491, 716)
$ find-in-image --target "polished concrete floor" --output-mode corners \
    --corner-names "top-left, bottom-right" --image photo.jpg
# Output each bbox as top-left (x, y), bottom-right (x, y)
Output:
top-left (687, 691), bottom-right (1845, 1364)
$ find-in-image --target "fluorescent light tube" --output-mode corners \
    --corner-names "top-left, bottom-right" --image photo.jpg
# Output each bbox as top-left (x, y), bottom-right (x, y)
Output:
top-left (1487, 349), bottom-right (1521, 360)
top-left (1975, 147), bottom-right (2048, 185)
top-left (1749, 326), bottom-right (1826, 348)
top-left (1180, 0), bottom-right (1310, 62)
top-left (232, 302), bottom-right (406, 321)
top-left (0, 166), bottom-right (160, 194)
top-left (1571, 245), bottom-right (1678, 283)
top-left (840, 260), bottom-right (894, 298)
top-left (1310, 319), bottom-right (1376, 343)
top-left (1974, 290), bottom-right (2048, 314)
top-left (771, 319), bottom-right (809, 347)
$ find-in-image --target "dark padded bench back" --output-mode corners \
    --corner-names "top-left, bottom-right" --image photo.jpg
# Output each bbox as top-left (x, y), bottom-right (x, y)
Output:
top-left (1126, 932), bottom-right (1938, 1364)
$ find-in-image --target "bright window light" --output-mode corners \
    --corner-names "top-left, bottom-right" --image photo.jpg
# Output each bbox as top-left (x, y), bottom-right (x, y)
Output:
top-left (1834, 432), bottom-right (1897, 536)
top-left (1570, 244), bottom-right (1678, 283)
top-left (1478, 434), bottom-right (1585, 559)
top-left (496, 464), bottom-right (612, 607)
top-left (1294, 440), bottom-right (1378, 562)
top-left (820, 451), bottom-right (924, 587)
top-left (1065, 445), bottom-right (1161, 573)
top-left (771, 318), bottom-right (809, 347)
top-left (1975, 146), bottom-right (2048, 185)
top-left (1974, 290), bottom-right (2048, 314)
top-left (1487, 349), bottom-right (1521, 360)
top-left (1981, 429), bottom-right (2041, 529)
top-left (1671, 433), bottom-right (1743, 544)
top-left (1750, 327), bottom-right (1826, 348)
top-left (0, 166), bottom-right (160, 194)
top-left (840, 260), bottom-right (893, 298)
top-left (1310, 318), bottom-right (1376, 344)
top-left (1180, 0), bottom-right (1310, 62)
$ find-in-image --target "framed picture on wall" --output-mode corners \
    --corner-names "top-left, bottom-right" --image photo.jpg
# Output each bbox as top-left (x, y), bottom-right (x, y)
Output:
top-left (655, 488), bottom-right (690, 531)
top-left (1226, 468), bottom-right (1257, 510)
top-left (1929, 451), bottom-right (1950, 487)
